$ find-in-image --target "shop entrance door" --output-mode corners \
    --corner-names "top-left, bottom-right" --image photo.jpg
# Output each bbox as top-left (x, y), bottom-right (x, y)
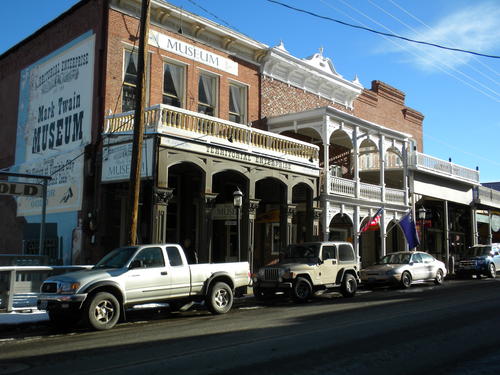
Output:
top-left (225, 222), bottom-right (238, 262)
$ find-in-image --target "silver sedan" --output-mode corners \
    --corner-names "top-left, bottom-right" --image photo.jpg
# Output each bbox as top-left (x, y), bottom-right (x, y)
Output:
top-left (360, 251), bottom-right (447, 288)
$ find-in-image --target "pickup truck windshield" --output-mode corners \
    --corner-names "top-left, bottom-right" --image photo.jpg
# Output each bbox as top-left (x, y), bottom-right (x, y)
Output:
top-left (464, 246), bottom-right (491, 257)
top-left (94, 247), bottom-right (138, 269)
top-left (284, 244), bottom-right (320, 259)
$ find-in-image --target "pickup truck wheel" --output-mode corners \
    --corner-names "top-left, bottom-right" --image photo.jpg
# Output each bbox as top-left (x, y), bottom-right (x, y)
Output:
top-left (434, 269), bottom-right (444, 285)
top-left (340, 274), bottom-right (357, 298)
top-left (84, 292), bottom-right (120, 331)
top-left (400, 271), bottom-right (412, 289)
top-left (488, 263), bottom-right (496, 278)
top-left (206, 282), bottom-right (233, 314)
top-left (292, 277), bottom-right (312, 302)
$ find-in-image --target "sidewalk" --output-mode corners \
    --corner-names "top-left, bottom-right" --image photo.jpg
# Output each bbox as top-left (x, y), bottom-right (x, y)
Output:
top-left (0, 309), bottom-right (48, 325)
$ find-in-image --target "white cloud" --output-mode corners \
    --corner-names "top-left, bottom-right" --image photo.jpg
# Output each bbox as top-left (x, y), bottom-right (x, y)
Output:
top-left (384, 2), bottom-right (500, 71)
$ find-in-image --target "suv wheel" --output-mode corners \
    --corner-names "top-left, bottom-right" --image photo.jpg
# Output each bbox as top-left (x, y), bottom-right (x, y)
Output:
top-left (292, 277), bottom-right (312, 302)
top-left (340, 274), bottom-right (357, 298)
top-left (488, 263), bottom-right (496, 279)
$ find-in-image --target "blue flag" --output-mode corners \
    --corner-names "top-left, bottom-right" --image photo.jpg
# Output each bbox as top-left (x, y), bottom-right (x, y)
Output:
top-left (399, 211), bottom-right (420, 249)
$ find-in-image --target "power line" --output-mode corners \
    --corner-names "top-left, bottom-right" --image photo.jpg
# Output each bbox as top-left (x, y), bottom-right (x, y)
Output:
top-left (182, 0), bottom-right (242, 33)
top-left (365, 0), bottom-right (499, 99)
top-left (318, 0), bottom-right (500, 103)
top-left (266, 0), bottom-right (500, 59)
top-left (387, 0), bottom-right (500, 80)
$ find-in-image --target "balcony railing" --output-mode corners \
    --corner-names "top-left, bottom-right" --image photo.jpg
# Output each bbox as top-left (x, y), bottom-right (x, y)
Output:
top-left (409, 152), bottom-right (479, 184)
top-left (328, 176), bottom-right (406, 205)
top-left (104, 104), bottom-right (319, 164)
top-left (474, 186), bottom-right (500, 209)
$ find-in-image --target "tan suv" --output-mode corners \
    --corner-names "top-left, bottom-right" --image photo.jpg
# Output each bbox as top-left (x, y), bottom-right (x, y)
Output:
top-left (252, 241), bottom-right (360, 302)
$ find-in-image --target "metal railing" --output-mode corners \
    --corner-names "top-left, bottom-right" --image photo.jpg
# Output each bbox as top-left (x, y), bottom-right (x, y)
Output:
top-left (409, 151), bottom-right (479, 184)
top-left (328, 176), bottom-right (405, 205)
top-left (0, 266), bottom-right (92, 312)
top-left (104, 104), bottom-right (319, 163)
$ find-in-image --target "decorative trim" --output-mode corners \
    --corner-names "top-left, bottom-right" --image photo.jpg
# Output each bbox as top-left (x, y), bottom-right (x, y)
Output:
top-left (153, 187), bottom-right (174, 205)
top-left (313, 207), bottom-right (323, 220)
top-left (371, 81), bottom-right (405, 105)
top-left (261, 47), bottom-right (363, 109)
top-left (402, 107), bottom-right (424, 125)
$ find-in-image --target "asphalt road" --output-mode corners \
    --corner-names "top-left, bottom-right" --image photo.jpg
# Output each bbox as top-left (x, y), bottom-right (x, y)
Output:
top-left (1, 279), bottom-right (500, 375)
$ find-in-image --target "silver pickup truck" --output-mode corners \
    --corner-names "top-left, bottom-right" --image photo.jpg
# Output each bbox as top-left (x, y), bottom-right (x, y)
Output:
top-left (37, 244), bottom-right (250, 330)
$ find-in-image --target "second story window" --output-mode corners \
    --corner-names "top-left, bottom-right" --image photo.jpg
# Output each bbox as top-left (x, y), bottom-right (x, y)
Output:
top-left (198, 73), bottom-right (217, 116)
top-left (122, 50), bottom-right (138, 112)
top-left (229, 83), bottom-right (247, 124)
top-left (163, 62), bottom-right (184, 108)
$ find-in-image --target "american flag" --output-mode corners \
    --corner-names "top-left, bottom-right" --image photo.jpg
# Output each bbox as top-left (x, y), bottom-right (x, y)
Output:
top-left (360, 207), bottom-right (383, 232)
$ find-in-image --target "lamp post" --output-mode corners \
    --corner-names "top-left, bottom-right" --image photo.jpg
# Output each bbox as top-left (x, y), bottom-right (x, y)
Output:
top-left (233, 187), bottom-right (243, 261)
top-left (418, 206), bottom-right (427, 251)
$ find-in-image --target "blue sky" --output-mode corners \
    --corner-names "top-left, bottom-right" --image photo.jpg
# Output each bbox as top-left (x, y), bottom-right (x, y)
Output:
top-left (2, 0), bottom-right (499, 181)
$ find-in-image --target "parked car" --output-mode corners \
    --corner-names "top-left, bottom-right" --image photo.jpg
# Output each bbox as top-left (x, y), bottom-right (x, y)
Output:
top-left (360, 251), bottom-right (447, 289)
top-left (252, 241), bottom-right (360, 302)
top-left (37, 244), bottom-right (250, 330)
top-left (455, 244), bottom-right (500, 279)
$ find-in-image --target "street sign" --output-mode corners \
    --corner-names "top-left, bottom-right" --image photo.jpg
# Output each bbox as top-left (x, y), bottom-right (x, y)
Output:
top-left (0, 182), bottom-right (43, 197)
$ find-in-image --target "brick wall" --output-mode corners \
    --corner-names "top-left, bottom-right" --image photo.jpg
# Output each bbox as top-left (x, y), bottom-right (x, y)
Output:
top-left (0, 0), bottom-right (105, 170)
top-left (105, 9), bottom-right (260, 123)
top-left (0, 0), bottom-right (105, 254)
top-left (261, 76), bottom-right (423, 150)
top-left (354, 80), bottom-right (423, 150)
top-left (261, 76), bottom-right (352, 118)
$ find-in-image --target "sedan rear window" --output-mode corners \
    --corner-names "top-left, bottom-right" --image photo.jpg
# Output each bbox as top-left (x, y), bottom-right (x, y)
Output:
top-left (380, 253), bottom-right (411, 264)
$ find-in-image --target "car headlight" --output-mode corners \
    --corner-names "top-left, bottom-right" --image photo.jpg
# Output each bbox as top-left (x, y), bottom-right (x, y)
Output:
top-left (477, 259), bottom-right (486, 264)
top-left (257, 269), bottom-right (265, 278)
top-left (58, 281), bottom-right (80, 294)
top-left (385, 269), bottom-right (397, 275)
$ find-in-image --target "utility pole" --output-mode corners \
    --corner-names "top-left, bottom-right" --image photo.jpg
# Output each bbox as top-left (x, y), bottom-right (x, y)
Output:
top-left (127, 0), bottom-right (151, 245)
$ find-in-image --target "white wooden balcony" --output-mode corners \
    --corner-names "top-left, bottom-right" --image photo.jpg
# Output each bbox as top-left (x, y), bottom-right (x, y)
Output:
top-left (104, 104), bottom-right (319, 165)
top-left (474, 186), bottom-right (500, 209)
top-left (328, 176), bottom-right (406, 205)
top-left (409, 151), bottom-right (479, 184)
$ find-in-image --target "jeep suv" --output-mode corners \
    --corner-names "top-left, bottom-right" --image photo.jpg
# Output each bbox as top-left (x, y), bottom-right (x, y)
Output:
top-left (456, 244), bottom-right (500, 279)
top-left (252, 241), bottom-right (360, 302)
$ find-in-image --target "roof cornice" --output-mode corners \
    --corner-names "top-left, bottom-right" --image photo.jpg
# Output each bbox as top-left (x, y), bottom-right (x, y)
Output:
top-left (261, 45), bottom-right (363, 109)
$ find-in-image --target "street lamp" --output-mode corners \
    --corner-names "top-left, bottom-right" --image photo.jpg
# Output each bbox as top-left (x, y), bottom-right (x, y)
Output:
top-left (233, 187), bottom-right (243, 261)
top-left (418, 206), bottom-right (427, 251)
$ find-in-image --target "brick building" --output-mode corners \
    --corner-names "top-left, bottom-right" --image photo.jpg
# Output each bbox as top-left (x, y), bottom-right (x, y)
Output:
top-left (1, 0), bottom-right (458, 270)
top-left (0, 0), bottom-right (320, 267)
